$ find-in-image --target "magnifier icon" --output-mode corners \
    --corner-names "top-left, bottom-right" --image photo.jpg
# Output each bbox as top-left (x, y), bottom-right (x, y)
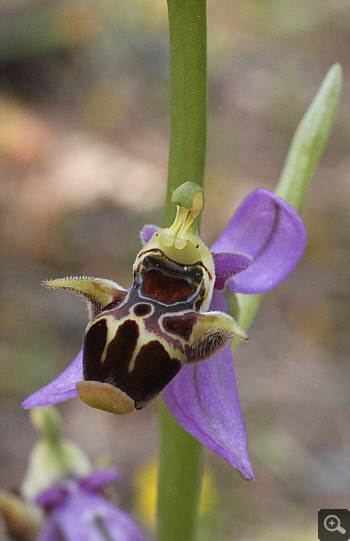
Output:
top-left (324, 515), bottom-right (346, 534)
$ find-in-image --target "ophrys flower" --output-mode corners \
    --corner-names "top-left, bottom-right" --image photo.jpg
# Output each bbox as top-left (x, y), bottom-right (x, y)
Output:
top-left (23, 183), bottom-right (306, 478)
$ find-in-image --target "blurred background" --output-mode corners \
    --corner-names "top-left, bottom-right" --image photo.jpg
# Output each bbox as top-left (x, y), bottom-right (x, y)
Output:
top-left (0, 0), bottom-right (349, 539)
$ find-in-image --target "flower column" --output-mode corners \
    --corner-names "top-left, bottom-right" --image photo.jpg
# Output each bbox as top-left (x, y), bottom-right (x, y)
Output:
top-left (157, 1), bottom-right (207, 541)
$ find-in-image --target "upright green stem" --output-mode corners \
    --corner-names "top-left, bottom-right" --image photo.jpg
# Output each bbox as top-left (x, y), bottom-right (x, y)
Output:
top-left (157, 400), bottom-right (203, 541)
top-left (157, 2), bottom-right (207, 541)
top-left (163, 0), bottom-right (207, 227)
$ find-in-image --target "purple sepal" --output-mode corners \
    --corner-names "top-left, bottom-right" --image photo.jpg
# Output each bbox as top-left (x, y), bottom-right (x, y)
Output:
top-left (211, 188), bottom-right (306, 294)
top-left (162, 290), bottom-right (254, 479)
top-left (22, 349), bottom-right (83, 409)
top-left (212, 252), bottom-right (252, 290)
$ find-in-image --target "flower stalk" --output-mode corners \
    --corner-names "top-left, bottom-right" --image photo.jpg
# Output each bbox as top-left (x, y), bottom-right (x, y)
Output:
top-left (157, 1), bottom-right (207, 541)
top-left (164, 0), bottom-right (207, 227)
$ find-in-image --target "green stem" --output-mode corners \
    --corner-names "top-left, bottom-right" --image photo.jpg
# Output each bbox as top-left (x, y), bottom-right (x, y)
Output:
top-left (157, 400), bottom-right (203, 541)
top-left (157, 2), bottom-right (207, 541)
top-left (163, 0), bottom-right (207, 227)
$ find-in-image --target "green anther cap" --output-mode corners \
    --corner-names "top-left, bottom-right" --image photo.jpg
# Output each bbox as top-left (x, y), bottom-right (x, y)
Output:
top-left (171, 182), bottom-right (204, 213)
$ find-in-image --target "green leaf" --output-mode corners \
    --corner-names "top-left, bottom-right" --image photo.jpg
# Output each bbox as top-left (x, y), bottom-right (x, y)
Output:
top-left (275, 64), bottom-right (342, 212)
top-left (236, 64), bottom-right (342, 332)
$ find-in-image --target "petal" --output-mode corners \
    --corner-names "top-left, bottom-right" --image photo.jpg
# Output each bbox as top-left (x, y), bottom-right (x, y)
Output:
top-left (211, 188), bottom-right (306, 294)
top-left (79, 468), bottom-right (119, 493)
top-left (140, 224), bottom-right (160, 245)
top-left (36, 485), bottom-right (70, 511)
top-left (162, 290), bottom-right (254, 479)
top-left (22, 349), bottom-right (83, 409)
top-left (212, 252), bottom-right (252, 290)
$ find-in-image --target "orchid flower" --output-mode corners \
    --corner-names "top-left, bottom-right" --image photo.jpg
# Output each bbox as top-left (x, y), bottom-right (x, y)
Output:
top-left (35, 470), bottom-right (145, 541)
top-left (23, 182), bottom-right (306, 479)
top-left (0, 407), bottom-right (145, 541)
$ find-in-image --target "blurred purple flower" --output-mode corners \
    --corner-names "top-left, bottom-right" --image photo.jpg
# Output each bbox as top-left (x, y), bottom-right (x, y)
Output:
top-left (23, 188), bottom-right (306, 479)
top-left (36, 469), bottom-right (145, 541)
